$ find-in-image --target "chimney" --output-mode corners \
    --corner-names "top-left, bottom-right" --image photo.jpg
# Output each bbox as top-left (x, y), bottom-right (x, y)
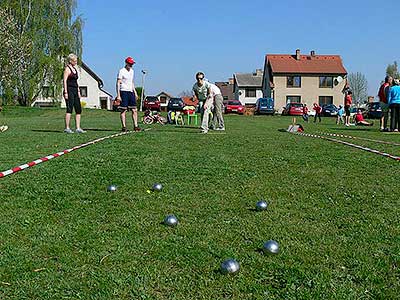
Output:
top-left (295, 49), bottom-right (301, 60)
top-left (310, 50), bottom-right (315, 57)
top-left (254, 69), bottom-right (263, 76)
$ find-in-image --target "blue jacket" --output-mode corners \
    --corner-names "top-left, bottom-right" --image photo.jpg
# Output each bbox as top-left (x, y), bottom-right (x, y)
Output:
top-left (388, 86), bottom-right (400, 105)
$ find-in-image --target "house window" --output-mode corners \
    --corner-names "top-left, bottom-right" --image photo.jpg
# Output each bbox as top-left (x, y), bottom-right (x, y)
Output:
top-left (286, 96), bottom-right (301, 103)
top-left (42, 86), bottom-right (55, 98)
top-left (319, 96), bottom-right (333, 105)
top-left (79, 86), bottom-right (88, 97)
top-left (223, 96), bottom-right (228, 100)
top-left (245, 89), bottom-right (256, 97)
top-left (160, 96), bottom-right (167, 103)
top-left (319, 76), bottom-right (333, 88)
top-left (287, 76), bottom-right (301, 88)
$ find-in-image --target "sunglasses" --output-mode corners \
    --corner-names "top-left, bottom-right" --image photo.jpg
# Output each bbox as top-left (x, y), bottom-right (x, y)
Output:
top-left (197, 77), bottom-right (204, 81)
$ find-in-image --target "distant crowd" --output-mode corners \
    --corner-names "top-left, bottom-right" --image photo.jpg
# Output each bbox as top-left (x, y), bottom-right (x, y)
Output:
top-left (300, 75), bottom-right (400, 132)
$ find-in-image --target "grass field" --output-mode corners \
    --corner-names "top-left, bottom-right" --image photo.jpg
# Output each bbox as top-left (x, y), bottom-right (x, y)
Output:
top-left (0, 107), bottom-right (399, 299)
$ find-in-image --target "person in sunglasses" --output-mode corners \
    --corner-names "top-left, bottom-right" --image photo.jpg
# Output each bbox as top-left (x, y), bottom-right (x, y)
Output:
top-left (192, 72), bottom-right (212, 133)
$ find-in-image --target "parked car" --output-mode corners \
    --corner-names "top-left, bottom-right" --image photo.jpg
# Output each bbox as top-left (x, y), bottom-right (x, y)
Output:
top-left (224, 100), bottom-right (244, 114)
top-left (143, 96), bottom-right (161, 111)
top-left (367, 102), bottom-right (383, 119)
top-left (321, 104), bottom-right (338, 117)
top-left (167, 97), bottom-right (185, 111)
top-left (282, 102), bottom-right (303, 116)
top-left (254, 98), bottom-right (274, 115)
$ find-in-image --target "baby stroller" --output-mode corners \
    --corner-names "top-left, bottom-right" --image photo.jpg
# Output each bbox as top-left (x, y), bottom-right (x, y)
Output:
top-left (142, 109), bottom-right (166, 125)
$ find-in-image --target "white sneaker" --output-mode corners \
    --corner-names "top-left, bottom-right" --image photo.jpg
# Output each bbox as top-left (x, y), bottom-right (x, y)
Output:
top-left (64, 128), bottom-right (74, 134)
top-left (200, 129), bottom-right (208, 134)
top-left (75, 128), bottom-right (86, 133)
top-left (215, 127), bottom-right (225, 131)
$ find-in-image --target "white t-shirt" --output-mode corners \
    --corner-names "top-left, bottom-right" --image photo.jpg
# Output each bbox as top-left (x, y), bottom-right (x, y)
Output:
top-left (192, 81), bottom-right (211, 101)
top-left (209, 83), bottom-right (222, 96)
top-left (118, 67), bottom-right (134, 92)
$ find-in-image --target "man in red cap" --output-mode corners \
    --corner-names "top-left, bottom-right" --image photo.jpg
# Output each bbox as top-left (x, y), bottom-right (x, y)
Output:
top-left (116, 57), bottom-right (141, 132)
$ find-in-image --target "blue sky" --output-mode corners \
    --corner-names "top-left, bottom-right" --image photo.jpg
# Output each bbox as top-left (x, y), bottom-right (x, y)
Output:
top-left (77, 0), bottom-right (398, 97)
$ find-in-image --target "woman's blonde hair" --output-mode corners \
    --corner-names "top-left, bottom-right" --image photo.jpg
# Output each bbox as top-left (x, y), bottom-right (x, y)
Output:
top-left (67, 53), bottom-right (78, 63)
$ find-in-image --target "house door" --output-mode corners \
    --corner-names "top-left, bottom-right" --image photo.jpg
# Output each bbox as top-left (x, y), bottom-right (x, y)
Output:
top-left (100, 97), bottom-right (108, 109)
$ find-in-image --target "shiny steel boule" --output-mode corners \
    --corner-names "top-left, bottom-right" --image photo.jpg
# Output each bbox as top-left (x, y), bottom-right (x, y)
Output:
top-left (152, 183), bottom-right (163, 192)
top-left (263, 240), bottom-right (279, 254)
top-left (164, 214), bottom-right (178, 227)
top-left (107, 185), bottom-right (117, 192)
top-left (256, 200), bottom-right (268, 211)
top-left (220, 259), bottom-right (240, 274)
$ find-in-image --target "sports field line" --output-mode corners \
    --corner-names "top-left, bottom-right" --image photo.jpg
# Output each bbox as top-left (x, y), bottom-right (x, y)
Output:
top-left (293, 132), bottom-right (400, 161)
top-left (317, 131), bottom-right (400, 146)
top-left (0, 129), bottom-right (151, 179)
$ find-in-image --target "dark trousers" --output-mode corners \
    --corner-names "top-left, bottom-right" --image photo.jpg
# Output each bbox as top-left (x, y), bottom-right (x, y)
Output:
top-left (302, 114), bottom-right (309, 122)
top-left (390, 104), bottom-right (400, 131)
top-left (314, 113), bottom-right (321, 122)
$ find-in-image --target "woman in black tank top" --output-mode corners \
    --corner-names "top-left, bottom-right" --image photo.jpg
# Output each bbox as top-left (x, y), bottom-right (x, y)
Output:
top-left (62, 53), bottom-right (85, 133)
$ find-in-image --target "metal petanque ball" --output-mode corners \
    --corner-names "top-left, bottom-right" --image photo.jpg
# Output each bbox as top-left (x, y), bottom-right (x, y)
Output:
top-left (263, 240), bottom-right (279, 255)
top-left (152, 183), bottom-right (163, 192)
top-left (220, 259), bottom-right (240, 274)
top-left (107, 185), bottom-right (117, 192)
top-left (163, 214), bottom-right (178, 227)
top-left (256, 200), bottom-right (268, 211)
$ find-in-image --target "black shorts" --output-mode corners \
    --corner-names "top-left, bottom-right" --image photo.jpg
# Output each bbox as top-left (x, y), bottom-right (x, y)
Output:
top-left (66, 87), bottom-right (82, 114)
top-left (119, 91), bottom-right (137, 110)
top-left (344, 105), bottom-right (350, 116)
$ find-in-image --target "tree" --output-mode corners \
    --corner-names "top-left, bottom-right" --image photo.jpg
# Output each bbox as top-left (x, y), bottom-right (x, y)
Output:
top-left (178, 90), bottom-right (193, 97)
top-left (386, 61), bottom-right (400, 79)
top-left (347, 72), bottom-right (368, 105)
top-left (0, 1), bottom-right (83, 106)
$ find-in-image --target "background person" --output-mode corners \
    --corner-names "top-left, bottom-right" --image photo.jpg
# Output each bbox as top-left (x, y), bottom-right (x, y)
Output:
top-left (336, 105), bottom-right (344, 125)
top-left (116, 57), bottom-right (141, 132)
top-left (192, 72), bottom-right (212, 133)
top-left (302, 103), bottom-right (309, 122)
top-left (378, 75), bottom-right (392, 131)
top-left (344, 90), bottom-right (353, 126)
top-left (313, 102), bottom-right (322, 123)
top-left (387, 79), bottom-right (400, 132)
top-left (63, 53), bottom-right (85, 133)
top-left (353, 109), bottom-right (373, 126)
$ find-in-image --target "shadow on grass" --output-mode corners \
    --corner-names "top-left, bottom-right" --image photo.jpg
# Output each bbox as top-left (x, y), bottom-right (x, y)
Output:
top-left (32, 128), bottom-right (118, 133)
top-left (31, 129), bottom-right (63, 133)
top-left (327, 127), bottom-right (374, 132)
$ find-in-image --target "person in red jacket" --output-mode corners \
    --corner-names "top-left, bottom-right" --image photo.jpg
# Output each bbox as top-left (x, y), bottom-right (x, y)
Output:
top-left (313, 103), bottom-right (322, 123)
top-left (344, 91), bottom-right (353, 126)
top-left (302, 103), bottom-right (309, 122)
top-left (354, 109), bottom-right (373, 126)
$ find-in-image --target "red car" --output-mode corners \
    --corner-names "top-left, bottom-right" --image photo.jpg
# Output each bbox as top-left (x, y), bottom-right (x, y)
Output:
top-left (282, 103), bottom-right (303, 116)
top-left (224, 100), bottom-right (244, 114)
top-left (143, 96), bottom-right (161, 111)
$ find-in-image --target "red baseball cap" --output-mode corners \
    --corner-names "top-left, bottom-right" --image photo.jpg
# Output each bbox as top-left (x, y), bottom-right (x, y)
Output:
top-left (125, 57), bottom-right (135, 65)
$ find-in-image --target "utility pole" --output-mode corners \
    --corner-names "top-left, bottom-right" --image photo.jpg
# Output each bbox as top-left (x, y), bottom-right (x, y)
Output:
top-left (140, 70), bottom-right (147, 112)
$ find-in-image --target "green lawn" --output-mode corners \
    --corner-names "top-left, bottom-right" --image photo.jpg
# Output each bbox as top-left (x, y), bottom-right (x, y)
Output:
top-left (0, 107), bottom-right (399, 299)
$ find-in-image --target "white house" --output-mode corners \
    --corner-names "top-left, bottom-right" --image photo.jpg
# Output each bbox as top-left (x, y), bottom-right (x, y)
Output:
top-left (32, 62), bottom-right (113, 110)
top-left (233, 69), bottom-right (263, 106)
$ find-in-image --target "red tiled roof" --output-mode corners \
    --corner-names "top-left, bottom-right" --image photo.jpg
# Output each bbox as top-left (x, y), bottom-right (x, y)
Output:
top-left (181, 96), bottom-right (198, 106)
top-left (266, 54), bottom-right (347, 75)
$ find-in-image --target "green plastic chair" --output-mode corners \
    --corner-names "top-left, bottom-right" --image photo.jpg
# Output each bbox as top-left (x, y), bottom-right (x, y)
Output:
top-left (187, 111), bottom-right (198, 125)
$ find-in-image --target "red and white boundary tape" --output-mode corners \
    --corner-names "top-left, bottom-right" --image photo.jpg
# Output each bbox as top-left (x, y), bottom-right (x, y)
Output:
top-left (293, 132), bottom-right (400, 161)
top-left (0, 129), bottom-right (149, 179)
top-left (317, 132), bottom-right (400, 146)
